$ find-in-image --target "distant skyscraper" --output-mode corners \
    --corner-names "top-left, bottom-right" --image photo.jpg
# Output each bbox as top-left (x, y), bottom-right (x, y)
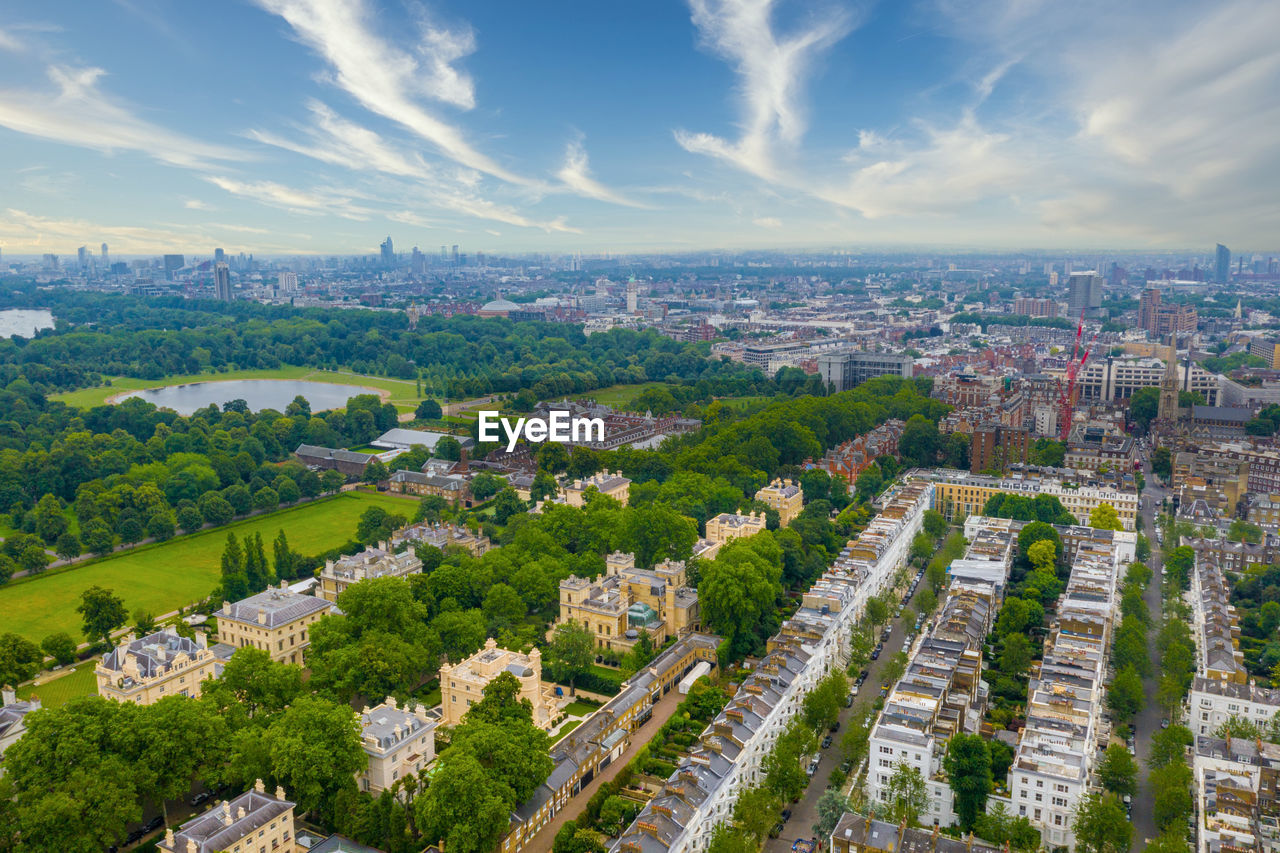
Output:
top-left (162, 254), bottom-right (185, 280)
top-left (43, 253), bottom-right (59, 270)
top-left (278, 271), bottom-right (298, 293)
top-left (440, 245), bottom-right (448, 260)
top-left (380, 237), bottom-right (395, 268)
top-left (1067, 272), bottom-right (1103, 319)
top-left (626, 277), bottom-right (638, 314)
top-left (100, 243), bottom-right (108, 265)
top-left (1215, 243), bottom-right (1230, 283)
top-left (214, 262), bottom-right (232, 300)
top-left (214, 248), bottom-right (225, 264)
top-left (77, 246), bottom-right (88, 270)
top-left (410, 247), bottom-right (425, 275)
top-left (451, 244), bottom-right (459, 263)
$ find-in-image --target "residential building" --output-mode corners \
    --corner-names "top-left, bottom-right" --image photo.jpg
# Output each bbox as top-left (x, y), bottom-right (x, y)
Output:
top-left (866, 520), bottom-right (1012, 826)
top-left (358, 697), bottom-right (436, 793)
top-left (1065, 429), bottom-right (1137, 473)
top-left (0, 687), bottom-right (39, 762)
top-left (969, 423), bottom-right (1029, 474)
top-left (215, 582), bottom-right (333, 665)
top-left (808, 419), bottom-right (904, 484)
top-left (817, 350), bottom-right (914, 392)
top-left (1008, 527), bottom-right (1130, 849)
top-left (564, 470), bottom-right (631, 507)
top-left (1067, 272), bottom-right (1104, 319)
top-left (1138, 288), bottom-right (1198, 337)
top-left (96, 626), bottom-right (220, 705)
top-left (924, 467), bottom-right (1140, 530)
top-left (830, 813), bottom-right (1002, 853)
top-left (388, 470), bottom-right (470, 505)
top-left (611, 482), bottom-right (934, 852)
top-left (158, 780), bottom-right (295, 853)
top-left (754, 478), bottom-right (804, 525)
top-left (1193, 735), bottom-right (1280, 853)
top-left (317, 544), bottom-right (423, 603)
top-left (1013, 297), bottom-right (1058, 318)
top-left (1074, 357), bottom-right (1221, 405)
top-left (558, 552), bottom-right (700, 653)
top-left (1247, 494), bottom-right (1280, 529)
top-left (704, 511), bottom-right (767, 546)
top-left (390, 522), bottom-right (490, 556)
top-left (439, 638), bottom-right (557, 729)
top-left (503, 633), bottom-right (720, 852)
top-left (1197, 443), bottom-right (1280, 495)
top-left (295, 444), bottom-right (384, 477)
top-left (1249, 337), bottom-right (1280, 369)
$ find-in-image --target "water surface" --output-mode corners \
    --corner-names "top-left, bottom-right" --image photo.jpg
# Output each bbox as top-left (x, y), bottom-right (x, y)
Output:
top-left (118, 379), bottom-right (381, 415)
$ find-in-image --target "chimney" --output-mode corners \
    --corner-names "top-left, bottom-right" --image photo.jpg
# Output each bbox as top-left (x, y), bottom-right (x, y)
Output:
top-left (164, 828), bottom-right (174, 848)
top-left (237, 807), bottom-right (246, 820)
top-left (221, 600), bottom-right (230, 614)
top-left (1, 686), bottom-right (14, 706)
top-left (187, 839), bottom-right (198, 853)
top-left (221, 802), bottom-right (232, 826)
top-left (275, 785), bottom-right (286, 801)
top-left (195, 631), bottom-right (208, 649)
top-left (254, 778), bottom-right (266, 793)
top-left (256, 608), bottom-right (267, 625)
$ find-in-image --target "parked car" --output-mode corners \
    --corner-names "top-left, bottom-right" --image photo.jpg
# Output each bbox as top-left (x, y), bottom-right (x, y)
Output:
top-left (781, 808), bottom-right (792, 822)
top-left (821, 735), bottom-right (833, 749)
top-left (190, 791), bottom-right (211, 807)
top-left (845, 693), bottom-right (854, 707)
top-left (807, 757), bottom-right (821, 776)
top-left (1161, 718), bottom-right (1170, 729)
top-left (830, 720), bottom-right (840, 733)
top-left (144, 817), bottom-right (163, 833)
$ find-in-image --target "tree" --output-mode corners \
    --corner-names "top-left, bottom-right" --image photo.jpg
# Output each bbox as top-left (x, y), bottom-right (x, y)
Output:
top-left (136, 695), bottom-right (227, 825)
top-left (200, 647), bottom-right (302, 720)
top-left (0, 633), bottom-right (44, 688)
top-left (1149, 724), bottom-right (1193, 769)
top-left (431, 609), bottom-right (487, 662)
top-left (840, 704), bottom-right (874, 768)
top-left (19, 544), bottom-right (50, 575)
top-left (865, 597), bottom-right (891, 633)
top-left (276, 477), bottom-right (301, 504)
top-left (469, 472), bottom-right (503, 501)
top-left (699, 536), bottom-right (783, 657)
top-left (882, 761), bottom-right (930, 826)
top-left (1151, 762), bottom-right (1193, 832)
top-left (732, 785), bottom-right (780, 842)
top-left (252, 485), bottom-right (280, 511)
top-left (50, 530), bottom-right (81, 561)
top-left (548, 622), bottom-right (594, 695)
top-left (943, 733), bottom-right (992, 830)
top-left (1073, 793), bottom-right (1131, 853)
top-left (491, 487), bottom-right (527, 525)
top-left (435, 437), bottom-right (462, 462)
top-left (220, 533), bottom-right (249, 602)
top-left (132, 609), bottom-right (158, 637)
top-left (482, 583), bottom-right (526, 634)
top-left (41, 632), bottom-right (77, 667)
top-left (77, 586), bottom-right (126, 646)
top-left (802, 671), bottom-right (849, 732)
top-left (176, 505), bottom-right (204, 534)
top-left (1151, 445), bottom-right (1172, 479)
top-left (80, 519), bottom-right (114, 556)
top-left (1097, 744), bottom-right (1138, 796)
top-left (415, 399), bottom-right (442, 421)
top-left (1107, 666), bottom-right (1145, 722)
top-left (998, 633), bottom-right (1033, 678)
top-left (32, 494), bottom-right (69, 544)
top-left (815, 788), bottom-right (853, 837)
top-left (1088, 502), bottom-right (1124, 531)
top-left (883, 651), bottom-right (909, 687)
top-left (198, 493), bottom-right (235, 527)
top-left (1130, 387), bottom-right (1160, 432)
top-left (899, 414), bottom-right (939, 468)
top-left (321, 468), bottom-right (346, 493)
top-left (762, 720), bottom-right (811, 802)
top-left (923, 509), bottom-right (947, 539)
top-left (1027, 539), bottom-right (1056, 574)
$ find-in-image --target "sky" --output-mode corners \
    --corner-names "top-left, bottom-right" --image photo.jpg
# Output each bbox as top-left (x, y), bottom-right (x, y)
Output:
top-left (0, 0), bottom-right (1277, 257)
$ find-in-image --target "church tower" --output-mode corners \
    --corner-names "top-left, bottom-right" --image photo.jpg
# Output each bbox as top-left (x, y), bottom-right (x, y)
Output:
top-left (1157, 335), bottom-right (1181, 422)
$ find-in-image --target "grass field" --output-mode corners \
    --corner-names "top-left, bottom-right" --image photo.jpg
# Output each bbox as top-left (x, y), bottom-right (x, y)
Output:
top-left (50, 365), bottom-right (436, 414)
top-left (582, 382), bottom-right (673, 408)
top-left (18, 659), bottom-right (98, 708)
top-left (0, 491), bottom-right (415, 644)
top-left (549, 719), bottom-right (582, 745)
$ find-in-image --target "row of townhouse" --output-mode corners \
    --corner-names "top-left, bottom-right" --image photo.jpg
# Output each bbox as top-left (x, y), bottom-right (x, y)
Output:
top-left (1006, 527), bottom-right (1133, 850)
top-left (920, 466), bottom-right (1140, 531)
top-left (609, 481), bottom-right (934, 853)
top-left (867, 517), bottom-right (1017, 826)
top-left (1193, 735), bottom-right (1280, 853)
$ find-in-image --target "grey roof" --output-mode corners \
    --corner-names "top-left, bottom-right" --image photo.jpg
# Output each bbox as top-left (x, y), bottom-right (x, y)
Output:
top-left (0, 700), bottom-right (39, 742)
top-left (1193, 405), bottom-right (1253, 423)
top-left (359, 704), bottom-right (434, 753)
top-left (306, 836), bottom-right (389, 853)
top-left (221, 587), bottom-right (332, 628)
top-left (373, 428), bottom-right (472, 450)
top-left (164, 790), bottom-right (294, 853)
top-left (100, 628), bottom-right (206, 679)
top-left (295, 444), bottom-right (375, 465)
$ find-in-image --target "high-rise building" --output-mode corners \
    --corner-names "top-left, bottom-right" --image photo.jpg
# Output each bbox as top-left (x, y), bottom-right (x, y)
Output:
top-left (816, 350), bottom-right (914, 392)
top-left (214, 247), bottom-right (225, 264)
top-left (970, 424), bottom-right (1030, 474)
top-left (440, 245), bottom-right (448, 260)
top-left (1067, 272), bottom-right (1103, 319)
top-left (162, 254), bottom-right (185, 280)
top-left (100, 243), bottom-right (108, 265)
top-left (1138, 287), bottom-right (1197, 337)
top-left (214, 262), bottom-right (232, 300)
top-left (380, 236), bottom-right (394, 268)
top-left (410, 247), bottom-right (425, 275)
top-left (77, 246), bottom-right (88, 270)
top-left (1012, 297), bottom-right (1057, 318)
top-left (277, 271), bottom-right (298, 293)
top-left (1215, 243), bottom-right (1231, 283)
top-left (1138, 287), bottom-right (1161, 332)
top-left (626, 277), bottom-right (638, 314)
top-left (451, 244), bottom-right (459, 263)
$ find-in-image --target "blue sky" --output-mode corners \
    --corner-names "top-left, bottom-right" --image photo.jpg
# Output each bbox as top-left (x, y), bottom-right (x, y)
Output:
top-left (0, 0), bottom-right (1277, 256)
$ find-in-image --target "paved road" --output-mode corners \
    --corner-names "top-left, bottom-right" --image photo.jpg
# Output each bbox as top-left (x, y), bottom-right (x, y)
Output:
top-left (1129, 456), bottom-right (1167, 849)
top-left (522, 684), bottom-right (686, 851)
top-left (766, 568), bottom-right (927, 851)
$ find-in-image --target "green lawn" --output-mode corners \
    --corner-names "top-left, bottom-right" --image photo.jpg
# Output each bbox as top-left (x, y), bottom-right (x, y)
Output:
top-left (0, 491), bottom-right (414, 644)
top-left (550, 719), bottom-right (582, 745)
top-left (564, 699), bottom-right (601, 717)
top-left (582, 382), bottom-right (673, 408)
top-left (50, 365), bottom-right (436, 414)
top-left (18, 658), bottom-right (98, 708)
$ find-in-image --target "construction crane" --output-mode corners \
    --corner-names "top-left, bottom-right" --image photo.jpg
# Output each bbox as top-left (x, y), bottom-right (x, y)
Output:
top-left (1055, 309), bottom-right (1101, 443)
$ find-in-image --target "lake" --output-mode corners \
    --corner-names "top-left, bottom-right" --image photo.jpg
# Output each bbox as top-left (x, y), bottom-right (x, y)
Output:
top-left (117, 379), bottom-right (383, 415)
top-left (0, 309), bottom-right (54, 338)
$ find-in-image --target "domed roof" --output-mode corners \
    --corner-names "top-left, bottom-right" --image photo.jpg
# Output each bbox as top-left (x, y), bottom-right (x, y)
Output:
top-left (481, 297), bottom-right (519, 311)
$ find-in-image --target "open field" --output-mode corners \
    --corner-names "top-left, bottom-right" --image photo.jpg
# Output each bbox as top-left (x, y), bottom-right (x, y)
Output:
top-left (18, 659), bottom-right (98, 708)
top-left (0, 491), bottom-right (415, 644)
top-left (581, 382), bottom-right (673, 408)
top-left (50, 365), bottom-right (435, 414)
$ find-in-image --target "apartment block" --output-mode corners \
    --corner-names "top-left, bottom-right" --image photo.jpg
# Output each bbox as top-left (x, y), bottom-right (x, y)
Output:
top-left (0, 687), bottom-right (39, 762)
top-left (96, 626), bottom-right (220, 705)
top-left (704, 511), bottom-right (767, 546)
top-left (564, 470), bottom-right (631, 507)
top-left (558, 552), bottom-right (700, 653)
top-left (754, 478), bottom-right (804, 525)
top-left (1196, 442), bottom-right (1280, 496)
top-left (1193, 735), bottom-right (1280, 853)
top-left (317, 544), bottom-right (422, 603)
top-left (215, 583), bottom-right (333, 666)
top-left (817, 350), bottom-right (914, 392)
top-left (1007, 529), bottom-right (1130, 849)
top-left (158, 780), bottom-right (295, 853)
top-left (925, 467), bottom-right (1139, 530)
top-left (830, 812), bottom-right (1003, 853)
top-left (391, 521), bottom-right (490, 556)
top-left (440, 638), bottom-right (557, 729)
top-left (867, 518), bottom-right (1015, 826)
top-left (1065, 432), bottom-right (1136, 473)
top-left (611, 481), bottom-right (933, 853)
top-left (358, 697), bottom-right (436, 794)
top-left (1074, 357), bottom-right (1221, 405)
top-left (970, 423), bottom-right (1029, 474)
top-left (809, 419), bottom-right (904, 484)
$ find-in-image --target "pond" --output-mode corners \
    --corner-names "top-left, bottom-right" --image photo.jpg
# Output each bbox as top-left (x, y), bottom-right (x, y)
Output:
top-left (0, 309), bottom-right (54, 338)
top-left (116, 379), bottom-right (383, 416)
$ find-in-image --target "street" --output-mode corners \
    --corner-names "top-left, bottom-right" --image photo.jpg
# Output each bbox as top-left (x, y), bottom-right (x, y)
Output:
top-left (765, 567), bottom-right (929, 851)
top-left (1128, 459), bottom-right (1167, 849)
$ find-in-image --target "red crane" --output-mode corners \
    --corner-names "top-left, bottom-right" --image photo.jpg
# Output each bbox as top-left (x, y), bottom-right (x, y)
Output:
top-left (1056, 310), bottom-right (1101, 443)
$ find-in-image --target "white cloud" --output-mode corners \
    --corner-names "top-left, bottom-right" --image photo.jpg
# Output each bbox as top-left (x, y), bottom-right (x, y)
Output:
top-left (204, 175), bottom-right (374, 220)
top-left (183, 199), bottom-right (210, 210)
top-left (676, 0), bottom-right (855, 180)
top-left (0, 208), bottom-right (311, 253)
top-left (556, 138), bottom-right (648, 208)
top-left (254, 0), bottom-right (527, 184)
top-left (0, 27), bottom-right (22, 52)
top-left (249, 100), bottom-right (433, 180)
top-left (0, 65), bottom-right (245, 169)
top-left (752, 216), bottom-right (782, 228)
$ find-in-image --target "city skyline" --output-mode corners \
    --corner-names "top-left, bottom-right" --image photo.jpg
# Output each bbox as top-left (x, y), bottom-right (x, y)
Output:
top-left (0, 0), bottom-right (1277, 255)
